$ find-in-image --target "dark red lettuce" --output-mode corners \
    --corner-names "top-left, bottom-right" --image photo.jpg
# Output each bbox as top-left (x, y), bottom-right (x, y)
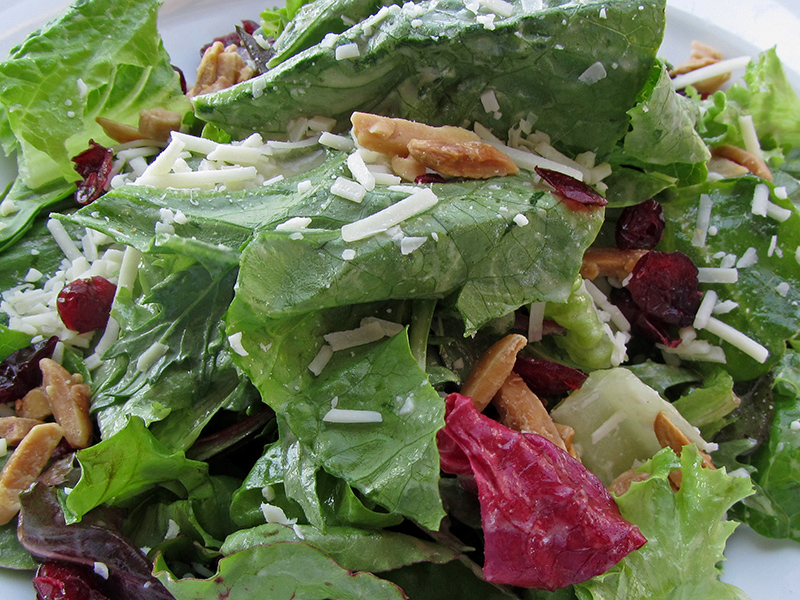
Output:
top-left (0, 336), bottom-right (58, 404)
top-left (513, 356), bottom-right (588, 398)
top-left (437, 393), bottom-right (646, 590)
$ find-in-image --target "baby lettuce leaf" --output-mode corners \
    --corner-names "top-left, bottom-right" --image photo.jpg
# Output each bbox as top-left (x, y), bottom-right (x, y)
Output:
top-left (195, 0), bottom-right (664, 157)
top-left (0, 0), bottom-right (189, 189)
top-left (660, 177), bottom-right (800, 380)
top-left (574, 446), bottom-right (753, 600)
top-left (734, 351), bottom-right (800, 541)
top-left (221, 523), bottom-right (459, 573)
top-left (65, 417), bottom-right (210, 521)
top-left (0, 454), bottom-right (36, 569)
top-left (0, 177), bottom-right (74, 254)
top-left (155, 541), bottom-right (407, 600)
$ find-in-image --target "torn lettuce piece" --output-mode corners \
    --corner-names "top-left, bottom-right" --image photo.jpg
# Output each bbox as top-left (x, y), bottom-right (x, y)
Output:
top-left (672, 368), bottom-right (739, 439)
top-left (195, 0), bottom-right (664, 159)
top-left (733, 351), bottom-right (800, 542)
top-left (575, 446), bottom-right (753, 600)
top-left (154, 541), bottom-right (407, 600)
top-left (550, 368), bottom-right (711, 486)
top-left (0, 0), bottom-right (189, 189)
top-left (660, 178), bottom-right (800, 379)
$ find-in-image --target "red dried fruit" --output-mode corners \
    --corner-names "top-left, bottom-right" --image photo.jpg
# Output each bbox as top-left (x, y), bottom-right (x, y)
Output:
top-left (616, 198), bottom-right (666, 250)
top-left (0, 337), bottom-right (58, 404)
top-left (172, 65), bottom-right (188, 94)
top-left (71, 141), bottom-right (114, 205)
top-left (57, 277), bottom-right (117, 334)
top-left (200, 20), bottom-right (260, 55)
top-left (513, 355), bottom-right (588, 398)
top-left (414, 173), bottom-right (447, 184)
top-left (438, 393), bottom-right (646, 591)
top-left (609, 287), bottom-right (681, 348)
top-left (535, 167), bottom-right (608, 208)
top-left (34, 561), bottom-right (109, 600)
top-left (626, 251), bottom-right (701, 328)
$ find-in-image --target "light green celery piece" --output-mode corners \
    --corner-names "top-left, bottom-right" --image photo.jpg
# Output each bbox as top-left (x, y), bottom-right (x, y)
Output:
top-left (672, 368), bottom-right (739, 438)
top-left (544, 279), bottom-right (616, 370)
top-left (221, 523), bottom-right (458, 573)
top-left (550, 368), bottom-right (708, 486)
top-left (575, 446), bottom-right (753, 600)
top-left (195, 0), bottom-right (664, 157)
top-left (660, 177), bottom-right (800, 380)
top-left (735, 351), bottom-right (800, 541)
top-left (0, 0), bottom-right (189, 189)
top-left (65, 417), bottom-right (210, 522)
top-left (154, 541), bottom-right (407, 600)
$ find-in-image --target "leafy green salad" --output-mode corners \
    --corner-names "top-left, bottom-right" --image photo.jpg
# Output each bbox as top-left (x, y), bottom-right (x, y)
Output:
top-left (1, 0), bottom-right (800, 599)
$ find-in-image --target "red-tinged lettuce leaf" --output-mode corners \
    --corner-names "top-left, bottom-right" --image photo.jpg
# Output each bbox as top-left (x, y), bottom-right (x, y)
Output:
top-left (17, 484), bottom-right (173, 600)
top-left (438, 393), bottom-right (646, 591)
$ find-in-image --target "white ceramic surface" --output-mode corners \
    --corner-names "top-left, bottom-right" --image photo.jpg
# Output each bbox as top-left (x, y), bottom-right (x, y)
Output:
top-left (1, 1), bottom-right (800, 598)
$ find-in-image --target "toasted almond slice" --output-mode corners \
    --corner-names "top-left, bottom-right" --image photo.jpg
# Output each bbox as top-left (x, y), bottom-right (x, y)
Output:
top-left (707, 156), bottom-right (749, 179)
top-left (608, 468), bottom-right (651, 496)
top-left (96, 116), bottom-right (144, 144)
top-left (670, 41), bottom-right (729, 95)
top-left (554, 422), bottom-right (580, 460)
top-left (138, 108), bottom-right (183, 143)
top-left (580, 247), bottom-right (648, 281)
top-left (461, 334), bottom-right (527, 411)
top-left (711, 144), bottom-right (773, 181)
top-left (390, 154), bottom-right (427, 182)
top-left (407, 139), bottom-right (519, 179)
top-left (351, 112), bottom-right (481, 157)
top-left (16, 387), bottom-right (52, 421)
top-left (40, 359), bottom-right (93, 449)
top-left (494, 373), bottom-right (566, 451)
top-left (0, 417), bottom-right (45, 446)
top-left (654, 411), bottom-right (715, 470)
top-left (0, 422), bottom-right (64, 525)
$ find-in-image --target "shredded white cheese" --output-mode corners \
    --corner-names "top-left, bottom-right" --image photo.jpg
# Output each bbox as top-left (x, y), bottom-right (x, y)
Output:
top-left (228, 332), bottom-right (249, 356)
top-left (136, 341), bottom-right (168, 371)
top-left (693, 290), bottom-right (717, 330)
top-left (671, 56), bottom-right (752, 90)
top-left (308, 344), bottom-right (334, 376)
top-left (527, 301), bottom-right (546, 342)
top-left (331, 177), bottom-right (367, 203)
top-left (697, 267), bottom-right (738, 284)
top-left (738, 115), bottom-right (764, 160)
top-left (323, 320), bottom-right (386, 350)
top-left (335, 43), bottom-right (360, 60)
top-left (322, 408), bottom-right (383, 423)
top-left (751, 183), bottom-right (770, 216)
top-left (736, 247), bottom-right (759, 269)
top-left (341, 188), bottom-right (438, 242)
top-left (319, 131), bottom-right (355, 152)
top-left (276, 217), bottom-right (312, 231)
top-left (705, 316), bottom-right (769, 363)
top-left (578, 61), bottom-right (607, 85)
top-left (691, 194), bottom-right (713, 247)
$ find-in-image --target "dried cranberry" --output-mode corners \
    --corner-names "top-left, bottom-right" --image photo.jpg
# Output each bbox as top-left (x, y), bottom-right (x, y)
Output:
top-left (200, 20), bottom-right (260, 55)
top-left (626, 251), bottom-right (701, 327)
top-left (172, 65), bottom-right (188, 94)
top-left (0, 337), bottom-right (58, 404)
top-left (57, 277), bottom-right (117, 334)
top-left (71, 141), bottom-right (114, 205)
top-left (609, 287), bottom-right (680, 348)
top-left (33, 561), bottom-right (110, 600)
top-left (615, 199), bottom-right (666, 250)
top-left (414, 173), bottom-right (447, 184)
top-left (535, 167), bottom-right (608, 208)
top-left (513, 356), bottom-right (588, 398)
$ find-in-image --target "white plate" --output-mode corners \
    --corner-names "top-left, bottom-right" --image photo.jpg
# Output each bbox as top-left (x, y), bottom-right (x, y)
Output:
top-left (1, 1), bottom-right (800, 598)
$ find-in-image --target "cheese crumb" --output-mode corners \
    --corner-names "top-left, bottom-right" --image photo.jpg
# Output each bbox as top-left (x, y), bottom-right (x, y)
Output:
top-left (335, 43), bottom-right (360, 60)
top-left (513, 213), bottom-right (529, 227)
top-left (228, 332), bottom-right (249, 356)
top-left (578, 61), bottom-right (607, 85)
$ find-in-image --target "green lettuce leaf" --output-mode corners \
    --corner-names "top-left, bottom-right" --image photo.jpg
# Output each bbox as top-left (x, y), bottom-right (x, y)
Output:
top-left (575, 446), bottom-right (753, 600)
top-left (660, 177), bottom-right (800, 379)
top-left (0, 0), bottom-right (189, 189)
top-left (154, 541), bottom-right (407, 600)
top-left (734, 351), bottom-right (800, 541)
top-left (195, 0), bottom-right (664, 158)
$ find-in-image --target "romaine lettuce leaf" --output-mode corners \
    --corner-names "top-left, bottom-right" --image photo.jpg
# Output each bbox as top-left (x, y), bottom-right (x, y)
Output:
top-left (0, 0), bottom-right (189, 189)
top-left (574, 446), bottom-right (753, 600)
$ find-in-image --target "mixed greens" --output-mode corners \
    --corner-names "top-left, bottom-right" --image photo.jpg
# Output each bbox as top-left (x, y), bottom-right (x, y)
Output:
top-left (1, 0), bottom-right (800, 599)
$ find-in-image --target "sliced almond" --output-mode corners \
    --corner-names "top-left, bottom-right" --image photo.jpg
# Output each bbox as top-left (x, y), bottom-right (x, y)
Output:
top-left (494, 373), bottom-right (566, 451)
top-left (711, 144), bottom-right (773, 182)
top-left (391, 154), bottom-right (427, 182)
top-left (16, 387), bottom-right (52, 421)
top-left (407, 139), bottom-right (518, 179)
top-left (653, 411), bottom-right (715, 490)
top-left (96, 116), bottom-right (144, 144)
top-left (351, 112), bottom-right (481, 157)
top-left (580, 247), bottom-right (648, 281)
top-left (0, 417), bottom-right (45, 447)
top-left (670, 41), bottom-right (730, 95)
top-left (40, 359), bottom-right (93, 449)
top-left (554, 422), bottom-right (580, 460)
top-left (0, 422), bottom-right (64, 525)
top-left (608, 468), bottom-right (651, 496)
top-left (707, 156), bottom-right (750, 179)
top-left (138, 108), bottom-right (183, 143)
top-left (461, 334), bottom-right (527, 411)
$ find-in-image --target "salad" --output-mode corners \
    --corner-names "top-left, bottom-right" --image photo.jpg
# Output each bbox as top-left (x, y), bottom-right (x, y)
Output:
top-left (1, 0), bottom-right (800, 599)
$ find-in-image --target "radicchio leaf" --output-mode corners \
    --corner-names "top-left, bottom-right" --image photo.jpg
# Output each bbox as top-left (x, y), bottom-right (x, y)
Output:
top-left (17, 484), bottom-right (174, 600)
top-left (437, 393), bottom-right (646, 591)
top-left (0, 336), bottom-right (58, 404)
top-left (71, 141), bottom-right (114, 205)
